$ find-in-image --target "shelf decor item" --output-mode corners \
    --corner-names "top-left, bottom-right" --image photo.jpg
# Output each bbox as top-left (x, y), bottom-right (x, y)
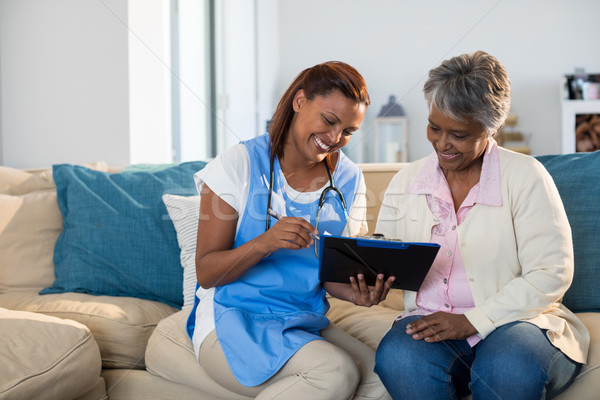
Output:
top-left (373, 95), bottom-right (408, 163)
top-left (495, 114), bottom-right (531, 155)
top-left (575, 114), bottom-right (600, 152)
top-left (561, 71), bottom-right (600, 153)
top-left (564, 69), bottom-right (600, 100)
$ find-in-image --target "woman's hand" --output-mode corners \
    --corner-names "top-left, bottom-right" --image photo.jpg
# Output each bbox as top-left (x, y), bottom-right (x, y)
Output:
top-left (255, 216), bottom-right (318, 256)
top-left (405, 312), bottom-right (477, 342)
top-left (196, 187), bottom-right (317, 288)
top-left (349, 273), bottom-right (396, 307)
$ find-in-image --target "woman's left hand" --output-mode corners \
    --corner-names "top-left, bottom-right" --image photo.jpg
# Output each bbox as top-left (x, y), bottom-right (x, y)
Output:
top-left (406, 312), bottom-right (477, 342)
top-left (349, 274), bottom-right (396, 307)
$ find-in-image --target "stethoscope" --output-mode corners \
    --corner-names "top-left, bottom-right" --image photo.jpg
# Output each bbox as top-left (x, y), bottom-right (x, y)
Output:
top-left (265, 155), bottom-right (350, 245)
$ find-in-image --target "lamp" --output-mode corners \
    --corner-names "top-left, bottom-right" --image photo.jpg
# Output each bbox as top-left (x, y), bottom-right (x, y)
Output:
top-left (373, 95), bottom-right (408, 162)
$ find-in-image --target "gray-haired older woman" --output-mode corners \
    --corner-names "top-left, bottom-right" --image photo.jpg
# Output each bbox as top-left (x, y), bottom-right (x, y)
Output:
top-left (374, 51), bottom-right (589, 399)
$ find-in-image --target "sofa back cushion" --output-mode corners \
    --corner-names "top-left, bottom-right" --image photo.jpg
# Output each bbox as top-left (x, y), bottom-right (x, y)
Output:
top-left (41, 162), bottom-right (206, 308)
top-left (0, 163), bottom-right (108, 293)
top-left (0, 166), bottom-right (55, 195)
top-left (0, 191), bottom-right (62, 292)
top-left (536, 151), bottom-right (600, 312)
top-left (358, 163), bottom-right (406, 235)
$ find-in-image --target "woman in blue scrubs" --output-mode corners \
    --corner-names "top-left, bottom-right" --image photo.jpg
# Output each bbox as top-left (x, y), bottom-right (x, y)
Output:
top-left (187, 61), bottom-right (394, 400)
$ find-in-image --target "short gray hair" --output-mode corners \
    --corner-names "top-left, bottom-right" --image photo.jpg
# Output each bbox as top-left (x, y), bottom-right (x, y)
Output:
top-left (423, 51), bottom-right (511, 135)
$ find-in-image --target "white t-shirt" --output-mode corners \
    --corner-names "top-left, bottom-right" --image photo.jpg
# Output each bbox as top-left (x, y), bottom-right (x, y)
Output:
top-left (190, 143), bottom-right (368, 357)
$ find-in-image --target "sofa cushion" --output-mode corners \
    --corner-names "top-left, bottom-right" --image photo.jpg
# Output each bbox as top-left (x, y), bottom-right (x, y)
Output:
top-left (102, 369), bottom-right (223, 400)
top-left (145, 308), bottom-right (252, 400)
top-left (0, 290), bottom-right (177, 369)
top-left (0, 307), bottom-right (102, 400)
top-left (0, 162), bottom-right (108, 195)
top-left (326, 296), bottom-right (400, 351)
top-left (554, 312), bottom-right (600, 399)
top-left (0, 166), bottom-right (54, 195)
top-left (0, 162), bottom-right (109, 294)
top-left (73, 377), bottom-right (108, 400)
top-left (0, 190), bottom-right (62, 292)
top-left (162, 194), bottom-right (200, 308)
top-left (41, 162), bottom-right (206, 307)
top-left (536, 151), bottom-right (600, 312)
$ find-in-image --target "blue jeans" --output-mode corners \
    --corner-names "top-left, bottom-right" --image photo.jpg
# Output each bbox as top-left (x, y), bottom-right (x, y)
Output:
top-left (374, 316), bottom-right (581, 400)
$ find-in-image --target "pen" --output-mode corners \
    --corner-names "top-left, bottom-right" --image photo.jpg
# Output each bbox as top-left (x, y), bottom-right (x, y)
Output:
top-left (267, 208), bottom-right (320, 240)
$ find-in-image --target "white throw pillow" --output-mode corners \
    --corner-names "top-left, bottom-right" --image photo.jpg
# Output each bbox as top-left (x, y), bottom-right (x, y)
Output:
top-left (162, 194), bottom-right (200, 308)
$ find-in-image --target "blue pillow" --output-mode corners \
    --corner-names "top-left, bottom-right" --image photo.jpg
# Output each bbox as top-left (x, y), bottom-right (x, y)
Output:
top-left (41, 161), bottom-right (206, 307)
top-left (536, 151), bottom-right (600, 312)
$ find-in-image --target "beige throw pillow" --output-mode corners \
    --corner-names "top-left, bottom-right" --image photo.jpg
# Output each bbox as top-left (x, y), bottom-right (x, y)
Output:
top-left (0, 161), bottom-right (108, 195)
top-left (0, 190), bottom-right (63, 292)
top-left (0, 162), bottom-right (108, 292)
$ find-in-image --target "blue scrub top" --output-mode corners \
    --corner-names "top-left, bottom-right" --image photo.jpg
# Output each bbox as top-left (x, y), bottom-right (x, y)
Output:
top-left (190, 133), bottom-right (361, 386)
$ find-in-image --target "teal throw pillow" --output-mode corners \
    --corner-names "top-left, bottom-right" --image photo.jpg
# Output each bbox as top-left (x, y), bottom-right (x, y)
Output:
top-left (41, 161), bottom-right (206, 307)
top-left (536, 151), bottom-right (600, 312)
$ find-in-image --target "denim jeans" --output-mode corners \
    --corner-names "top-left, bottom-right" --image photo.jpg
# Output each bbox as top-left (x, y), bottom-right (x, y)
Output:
top-left (374, 316), bottom-right (581, 400)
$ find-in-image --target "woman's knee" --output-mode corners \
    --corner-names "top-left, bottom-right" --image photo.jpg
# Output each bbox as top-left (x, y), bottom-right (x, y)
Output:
top-left (375, 320), bottom-right (421, 376)
top-left (471, 322), bottom-right (566, 398)
top-left (326, 347), bottom-right (361, 395)
top-left (298, 340), bottom-right (360, 398)
top-left (328, 346), bottom-right (361, 396)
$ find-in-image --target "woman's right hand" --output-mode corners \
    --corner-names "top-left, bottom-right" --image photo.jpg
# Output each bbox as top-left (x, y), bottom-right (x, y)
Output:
top-left (256, 216), bottom-right (318, 256)
top-left (195, 185), bottom-right (317, 287)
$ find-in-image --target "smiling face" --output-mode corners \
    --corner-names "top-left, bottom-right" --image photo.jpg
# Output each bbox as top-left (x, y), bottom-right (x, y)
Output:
top-left (284, 89), bottom-right (367, 168)
top-left (427, 105), bottom-right (489, 175)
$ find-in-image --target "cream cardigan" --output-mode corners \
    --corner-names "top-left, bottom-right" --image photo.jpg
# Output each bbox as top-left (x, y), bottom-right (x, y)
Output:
top-left (376, 147), bottom-right (589, 364)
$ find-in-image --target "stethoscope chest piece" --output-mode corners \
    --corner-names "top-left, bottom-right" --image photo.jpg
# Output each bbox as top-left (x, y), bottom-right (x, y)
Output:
top-left (265, 156), bottom-right (347, 232)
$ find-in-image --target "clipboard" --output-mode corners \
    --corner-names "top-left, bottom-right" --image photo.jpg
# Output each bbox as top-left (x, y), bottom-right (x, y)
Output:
top-left (318, 235), bottom-right (440, 291)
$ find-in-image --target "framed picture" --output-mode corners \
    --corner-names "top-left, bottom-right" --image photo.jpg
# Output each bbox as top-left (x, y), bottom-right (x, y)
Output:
top-left (575, 113), bottom-right (600, 152)
top-left (561, 100), bottom-right (600, 153)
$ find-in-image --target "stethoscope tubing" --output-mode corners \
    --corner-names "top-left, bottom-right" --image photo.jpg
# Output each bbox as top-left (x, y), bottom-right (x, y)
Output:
top-left (265, 154), bottom-right (347, 232)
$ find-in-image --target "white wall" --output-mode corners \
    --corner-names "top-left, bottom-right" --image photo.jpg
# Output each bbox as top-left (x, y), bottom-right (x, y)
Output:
top-left (3, 1), bottom-right (599, 168)
top-left (128, 0), bottom-right (172, 164)
top-left (214, 0), bottom-right (280, 156)
top-left (275, 0), bottom-right (600, 160)
top-left (0, 0), bottom-right (130, 169)
top-left (0, 36), bottom-right (3, 166)
top-left (256, 0), bottom-right (280, 138)
top-left (213, 0), bottom-right (258, 154)
top-left (177, 0), bottom-right (210, 162)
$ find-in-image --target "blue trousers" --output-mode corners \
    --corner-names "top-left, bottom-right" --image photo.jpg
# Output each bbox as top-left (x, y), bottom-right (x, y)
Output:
top-left (374, 316), bottom-right (581, 400)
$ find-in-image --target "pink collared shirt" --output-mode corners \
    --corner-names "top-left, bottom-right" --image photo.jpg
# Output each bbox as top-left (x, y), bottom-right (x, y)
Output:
top-left (401, 138), bottom-right (502, 346)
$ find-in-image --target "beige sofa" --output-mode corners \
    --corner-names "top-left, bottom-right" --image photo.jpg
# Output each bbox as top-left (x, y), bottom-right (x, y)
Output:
top-left (0, 161), bottom-right (598, 400)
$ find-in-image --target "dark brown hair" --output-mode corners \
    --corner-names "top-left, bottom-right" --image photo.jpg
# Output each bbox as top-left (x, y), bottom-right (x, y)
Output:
top-left (268, 61), bottom-right (370, 165)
